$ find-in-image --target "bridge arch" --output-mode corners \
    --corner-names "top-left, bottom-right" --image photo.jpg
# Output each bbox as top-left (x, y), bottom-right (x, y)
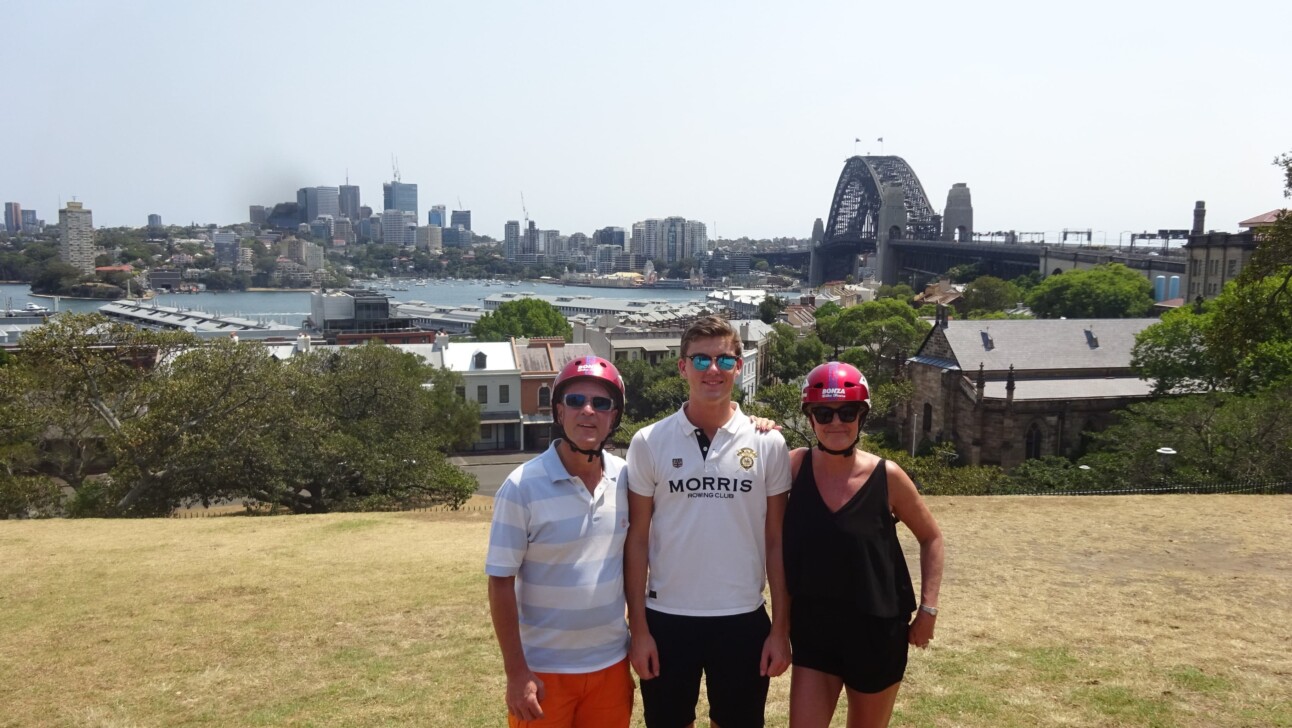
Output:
top-left (812, 156), bottom-right (941, 286)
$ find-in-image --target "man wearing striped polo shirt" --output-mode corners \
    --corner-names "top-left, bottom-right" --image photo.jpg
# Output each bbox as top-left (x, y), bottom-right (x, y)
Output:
top-left (486, 356), bottom-right (634, 727)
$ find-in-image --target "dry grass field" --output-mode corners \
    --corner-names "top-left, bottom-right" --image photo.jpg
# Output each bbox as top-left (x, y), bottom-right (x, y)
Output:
top-left (2, 495), bottom-right (1290, 727)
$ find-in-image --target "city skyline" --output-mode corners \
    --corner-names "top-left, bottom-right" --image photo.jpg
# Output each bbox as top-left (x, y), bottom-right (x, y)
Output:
top-left (2, 1), bottom-right (1289, 239)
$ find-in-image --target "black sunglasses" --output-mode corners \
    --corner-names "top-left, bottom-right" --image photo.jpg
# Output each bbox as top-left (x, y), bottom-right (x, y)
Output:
top-left (809, 404), bottom-right (865, 424)
top-left (562, 393), bottom-right (617, 412)
top-left (687, 353), bottom-right (739, 371)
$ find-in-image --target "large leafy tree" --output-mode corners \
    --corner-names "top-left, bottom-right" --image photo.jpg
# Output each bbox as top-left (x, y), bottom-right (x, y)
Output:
top-left (1086, 385), bottom-right (1292, 486)
top-left (10, 317), bottom-right (481, 517)
top-left (963, 275), bottom-right (1022, 314)
top-left (819, 299), bottom-right (929, 379)
top-left (1026, 263), bottom-right (1154, 318)
top-left (472, 298), bottom-right (572, 341)
top-left (259, 343), bottom-right (479, 513)
top-left (764, 323), bottom-right (829, 383)
top-left (1131, 305), bottom-right (1218, 394)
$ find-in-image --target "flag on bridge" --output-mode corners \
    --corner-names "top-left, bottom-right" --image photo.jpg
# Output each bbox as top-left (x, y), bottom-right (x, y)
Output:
top-left (877, 137), bottom-right (884, 142)
top-left (854, 137), bottom-right (860, 142)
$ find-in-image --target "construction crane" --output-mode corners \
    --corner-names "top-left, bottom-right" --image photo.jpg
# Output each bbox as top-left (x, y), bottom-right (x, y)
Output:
top-left (391, 155), bottom-right (401, 183)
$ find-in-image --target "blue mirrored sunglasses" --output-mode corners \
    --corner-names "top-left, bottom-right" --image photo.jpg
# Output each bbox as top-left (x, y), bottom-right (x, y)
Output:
top-left (562, 393), bottom-right (616, 411)
top-left (688, 354), bottom-right (739, 371)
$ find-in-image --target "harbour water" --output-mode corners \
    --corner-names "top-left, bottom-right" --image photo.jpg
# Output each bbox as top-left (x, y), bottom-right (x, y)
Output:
top-left (1, 280), bottom-right (707, 327)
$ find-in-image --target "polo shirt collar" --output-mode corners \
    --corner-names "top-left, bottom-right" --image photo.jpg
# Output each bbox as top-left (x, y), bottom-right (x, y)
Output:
top-left (541, 439), bottom-right (620, 484)
top-left (676, 402), bottom-right (746, 437)
top-left (540, 440), bottom-right (578, 484)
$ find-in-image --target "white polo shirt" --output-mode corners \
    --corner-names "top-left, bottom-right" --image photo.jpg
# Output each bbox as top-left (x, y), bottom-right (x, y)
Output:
top-left (627, 403), bottom-right (791, 617)
top-left (485, 442), bottom-right (630, 673)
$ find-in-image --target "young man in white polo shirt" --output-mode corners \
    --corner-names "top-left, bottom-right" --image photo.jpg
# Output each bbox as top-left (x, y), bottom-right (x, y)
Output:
top-left (626, 315), bottom-right (793, 728)
top-left (486, 356), bottom-right (635, 728)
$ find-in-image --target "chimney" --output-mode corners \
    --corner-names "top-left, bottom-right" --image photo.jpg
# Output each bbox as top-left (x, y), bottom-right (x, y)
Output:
top-left (296, 332), bottom-right (312, 353)
top-left (980, 329), bottom-right (993, 351)
top-left (1005, 364), bottom-right (1016, 404)
top-left (1084, 328), bottom-right (1099, 348)
top-left (975, 362), bottom-right (985, 401)
top-left (1192, 201), bottom-right (1206, 235)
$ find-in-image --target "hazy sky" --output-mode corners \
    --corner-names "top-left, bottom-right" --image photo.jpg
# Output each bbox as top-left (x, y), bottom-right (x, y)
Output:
top-left (3, 0), bottom-right (1289, 241)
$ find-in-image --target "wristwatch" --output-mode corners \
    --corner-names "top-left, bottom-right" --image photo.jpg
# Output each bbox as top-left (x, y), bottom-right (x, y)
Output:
top-left (919, 604), bottom-right (939, 617)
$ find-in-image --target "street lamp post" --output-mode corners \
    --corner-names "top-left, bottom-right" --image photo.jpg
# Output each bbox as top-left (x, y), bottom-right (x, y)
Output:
top-left (1156, 447), bottom-right (1177, 488)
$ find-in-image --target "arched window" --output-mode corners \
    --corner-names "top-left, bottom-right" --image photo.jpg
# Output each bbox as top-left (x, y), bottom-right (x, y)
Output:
top-left (889, 225), bottom-right (903, 240)
top-left (1025, 422), bottom-right (1044, 460)
top-left (473, 352), bottom-right (487, 369)
top-left (538, 385), bottom-right (551, 409)
top-left (922, 403), bottom-right (933, 432)
top-left (957, 225), bottom-right (968, 243)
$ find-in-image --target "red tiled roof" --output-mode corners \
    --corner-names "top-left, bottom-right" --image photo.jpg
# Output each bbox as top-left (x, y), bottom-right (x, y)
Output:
top-left (1238, 209), bottom-right (1286, 228)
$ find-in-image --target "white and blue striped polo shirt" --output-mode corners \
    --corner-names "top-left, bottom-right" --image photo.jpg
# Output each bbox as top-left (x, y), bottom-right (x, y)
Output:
top-left (485, 441), bottom-right (630, 674)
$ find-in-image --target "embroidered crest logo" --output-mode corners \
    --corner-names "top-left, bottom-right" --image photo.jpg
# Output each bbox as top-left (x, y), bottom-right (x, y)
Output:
top-left (672, 458), bottom-right (683, 468)
top-left (737, 447), bottom-right (757, 470)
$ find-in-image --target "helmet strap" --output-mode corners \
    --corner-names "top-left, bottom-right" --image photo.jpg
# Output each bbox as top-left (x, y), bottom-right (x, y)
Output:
top-left (564, 439), bottom-right (604, 463)
top-left (816, 435), bottom-right (860, 457)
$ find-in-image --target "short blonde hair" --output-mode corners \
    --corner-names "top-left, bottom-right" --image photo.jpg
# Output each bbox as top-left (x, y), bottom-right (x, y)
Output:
top-left (680, 315), bottom-right (742, 358)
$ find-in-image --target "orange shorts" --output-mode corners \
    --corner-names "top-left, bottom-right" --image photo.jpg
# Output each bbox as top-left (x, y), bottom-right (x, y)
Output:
top-left (509, 658), bottom-right (634, 728)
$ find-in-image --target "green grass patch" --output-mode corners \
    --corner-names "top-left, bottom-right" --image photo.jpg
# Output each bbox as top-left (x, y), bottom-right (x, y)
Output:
top-left (1168, 665), bottom-right (1233, 695)
top-left (1071, 684), bottom-right (1176, 727)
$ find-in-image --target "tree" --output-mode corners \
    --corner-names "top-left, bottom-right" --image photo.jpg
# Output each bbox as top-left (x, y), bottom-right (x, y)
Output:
top-left (1088, 385), bottom-right (1292, 486)
top-left (963, 275), bottom-right (1022, 314)
top-left (758, 295), bottom-right (787, 324)
top-left (1205, 271), bottom-right (1292, 392)
top-left (472, 298), bottom-right (572, 341)
top-left (10, 320), bottom-right (482, 516)
top-left (1131, 305), bottom-right (1218, 394)
top-left (875, 283), bottom-right (915, 302)
top-left (1026, 263), bottom-right (1154, 318)
top-left (0, 365), bottom-right (63, 518)
top-left (30, 260), bottom-right (86, 294)
top-left (259, 343), bottom-right (479, 513)
top-left (822, 299), bottom-right (929, 380)
top-left (616, 357), bottom-right (681, 421)
top-left (764, 323), bottom-right (828, 383)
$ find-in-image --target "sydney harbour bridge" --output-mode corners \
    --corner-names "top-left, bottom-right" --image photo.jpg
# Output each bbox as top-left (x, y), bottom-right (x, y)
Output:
top-left (806, 155), bottom-right (1184, 287)
top-left (809, 156), bottom-right (973, 287)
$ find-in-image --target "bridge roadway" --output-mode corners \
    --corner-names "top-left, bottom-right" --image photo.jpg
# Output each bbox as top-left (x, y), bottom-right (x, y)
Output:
top-left (764, 240), bottom-right (1186, 282)
top-left (890, 239), bottom-right (1186, 280)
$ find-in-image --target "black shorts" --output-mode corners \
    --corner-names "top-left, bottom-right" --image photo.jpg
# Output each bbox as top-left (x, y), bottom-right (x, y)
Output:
top-left (790, 597), bottom-right (910, 694)
top-left (639, 606), bottom-right (771, 728)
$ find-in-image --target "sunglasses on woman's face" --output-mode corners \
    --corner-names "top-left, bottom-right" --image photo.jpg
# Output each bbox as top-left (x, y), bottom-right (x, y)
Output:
top-left (809, 404), bottom-right (865, 424)
top-left (687, 353), bottom-right (740, 371)
top-left (562, 393), bottom-right (617, 412)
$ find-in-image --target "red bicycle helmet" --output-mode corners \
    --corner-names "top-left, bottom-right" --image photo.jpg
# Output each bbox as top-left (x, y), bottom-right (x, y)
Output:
top-left (801, 362), bottom-right (871, 410)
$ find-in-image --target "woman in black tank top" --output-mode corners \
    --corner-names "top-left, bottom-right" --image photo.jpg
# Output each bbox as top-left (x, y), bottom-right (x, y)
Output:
top-left (785, 362), bottom-right (945, 728)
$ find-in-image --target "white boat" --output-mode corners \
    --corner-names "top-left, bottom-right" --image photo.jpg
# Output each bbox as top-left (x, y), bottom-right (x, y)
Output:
top-left (24, 302), bottom-right (51, 313)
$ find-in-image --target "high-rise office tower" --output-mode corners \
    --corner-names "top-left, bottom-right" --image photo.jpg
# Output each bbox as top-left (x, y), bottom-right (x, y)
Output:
top-left (383, 181), bottom-right (418, 218)
top-left (249, 205), bottom-right (268, 225)
top-left (298, 187), bottom-right (340, 224)
top-left (524, 221), bottom-right (539, 256)
top-left (59, 201), bottom-right (96, 276)
top-left (504, 220), bottom-right (520, 260)
top-left (429, 205), bottom-right (447, 227)
top-left (451, 209), bottom-right (471, 232)
top-left (20, 209), bottom-right (40, 234)
top-left (333, 217), bottom-right (356, 246)
top-left (339, 185), bottom-right (361, 222)
top-left (381, 209), bottom-right (416, 246)
top-left (4, 202), bottom-right (21, 233)
top-left (147, 214), bottom-right (163, 229)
